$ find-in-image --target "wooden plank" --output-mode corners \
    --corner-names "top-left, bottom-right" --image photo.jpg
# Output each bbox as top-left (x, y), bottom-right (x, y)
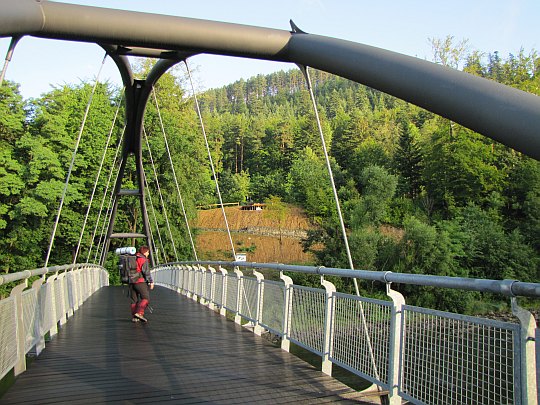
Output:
top-left (1, 286), bottom-right (379, 404)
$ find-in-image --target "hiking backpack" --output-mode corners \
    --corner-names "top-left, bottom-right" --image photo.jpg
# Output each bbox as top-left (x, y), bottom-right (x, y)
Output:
top-left (119, 254), bottom-right (139, 284)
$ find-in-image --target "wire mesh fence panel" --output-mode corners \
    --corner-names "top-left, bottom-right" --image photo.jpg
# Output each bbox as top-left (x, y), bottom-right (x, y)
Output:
top-left (81, 272), bottom-right (89, 302)
top-left (39, 283), bottom-right (54, 334)
top-left (0, 297), bottom-right (17, 381)
top-left (224, 274), bottom-right (238, 312)
top-left (187, 269), bottom-right (194, 294)
top-left (179, 268), bottom-right (186, 290)
top-left (331, 293), bottom-right (392, 387)
top-left (167, 269), bottom-right (172, 287)
top-left (67, 273), bottom-right (75, 310)
top-left (54, 278), bottom-right (64, 323)
top-left (239, 276), bottom-right (258, 322)
top-left (194, 270), bottom-right (202, 296)
top-left (203, 272), bottom-right (213, 301)
top-left (156, 268), bottom-right (166, 285)
top-left (289, 285), bottom-right (326, 355)
top-left (22, 289), bottom-right (39, 354)
top-left (260, 280), bottom-right (286, 336)
top-left (401, 305), bottom-right (520, 405)
top-left (214, 273), bottom-right (224, 307)
top-left (173, 267), bottom-right (184, 290)
top-left (63, 276), bottom-right (71, 311)
top-left (199, 271), bottom-right (206, 297)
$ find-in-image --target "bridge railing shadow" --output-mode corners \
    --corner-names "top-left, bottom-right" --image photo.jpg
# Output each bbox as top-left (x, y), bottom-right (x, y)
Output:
top-left (0, 264), bottom-right (108, 383)
top-left (153, 260), bottom-right (539, 405)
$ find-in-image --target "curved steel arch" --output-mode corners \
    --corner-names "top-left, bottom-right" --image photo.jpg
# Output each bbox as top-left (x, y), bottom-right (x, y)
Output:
top-left (1, 0), bottom-right (540, 159)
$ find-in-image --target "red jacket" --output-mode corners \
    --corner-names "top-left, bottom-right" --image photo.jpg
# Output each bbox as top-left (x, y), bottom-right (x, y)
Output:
top-left (134, 253), bottom-right (153, 284)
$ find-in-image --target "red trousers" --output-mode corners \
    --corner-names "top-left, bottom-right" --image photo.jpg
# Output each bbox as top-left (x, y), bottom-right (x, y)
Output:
top-left (129, 282), bottom-right (150, 316)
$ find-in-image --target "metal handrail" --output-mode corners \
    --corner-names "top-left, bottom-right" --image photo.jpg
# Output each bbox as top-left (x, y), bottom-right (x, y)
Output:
top-left (0, 263), bottom-right (99, 286)
top-left (165, 260), bottom-right (540, 298)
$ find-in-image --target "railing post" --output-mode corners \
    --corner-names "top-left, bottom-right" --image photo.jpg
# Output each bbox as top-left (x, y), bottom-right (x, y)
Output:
top-left (199, 265), bottom-right (206, 302)
top-left (252, 270), bottom-right (264, 336)
top-left (192, 265), bottom-right (200, 302)
top-left (186, 265), bottom-right (193, 299)
top-left (512, 297), bottom-right (538, 405)
top-left (179, 265), bottom-right (185, 294)
top-left (280, 271), bottom-right (293, 353)
top-left (208, 266), bottom-right (216, 311)
top-left (320, 276), bottom-right (336, 376)
top-left (234, 268), bottom-right (243, 325)
top-left (10, 276), bottom-right (29, 376)
top-left (199, 266), bottom-right (207, 305)
top-left (219, 266), bottom-right (227, 317)
top-left (386, 281), bottom-right (406, 405)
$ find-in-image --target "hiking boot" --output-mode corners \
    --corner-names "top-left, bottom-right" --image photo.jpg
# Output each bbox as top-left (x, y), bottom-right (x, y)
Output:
top-left (131, 317), bottom-right (140, 323)
top-left (134, 313), bottom-right (147, 322)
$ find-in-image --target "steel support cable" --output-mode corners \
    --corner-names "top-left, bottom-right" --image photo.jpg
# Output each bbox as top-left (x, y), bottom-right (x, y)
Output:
top-left (73, 90), bottom-right (124, 264)
top-left (184, 61), bottom-right (236, 260)
top-left (143, 127), bottom-right (179, 261)
top-left (299, 65), bottom-right (381, 384)
top-left (144, 204), bottom-right (160, 265)
top-left (93, 156), bottom-right (124, 264)
top-left (151, 89), bottom-right (199, 261)
top-left (44, 52), bottom-right (107, 267)
top-left (0, 36), bottom-right (20, 87)
top-left (142, 165), bottom-right (166, 264)
top-left (86, 126), bottom-right (125, 262)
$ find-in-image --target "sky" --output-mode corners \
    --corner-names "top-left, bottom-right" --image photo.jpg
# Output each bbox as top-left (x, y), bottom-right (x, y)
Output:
top-left (1, 0), bottom-right (539, 100)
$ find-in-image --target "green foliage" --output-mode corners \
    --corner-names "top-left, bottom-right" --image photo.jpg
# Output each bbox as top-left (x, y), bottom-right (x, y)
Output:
top-left (503, 157), bottom-right (540, 251)
top-left (218, 169), bottom-right (250, 203)
top-left (286, 147), bottom-right (337, 222)
top-left (349, 165), bottom-right (397, 227)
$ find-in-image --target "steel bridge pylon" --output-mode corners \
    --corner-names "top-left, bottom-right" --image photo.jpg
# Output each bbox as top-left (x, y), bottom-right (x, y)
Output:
top-left (99, 52), bottom-right (189, 267)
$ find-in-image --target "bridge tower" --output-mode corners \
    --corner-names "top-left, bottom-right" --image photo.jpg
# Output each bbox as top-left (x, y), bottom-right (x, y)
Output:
top-left (99, 49), bottom-right (187, 267)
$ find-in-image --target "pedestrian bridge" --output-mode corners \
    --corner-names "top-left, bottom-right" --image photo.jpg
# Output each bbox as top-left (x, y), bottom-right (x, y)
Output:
top-left (1, 283), bottom-right (378, 404)
top-left (1, 262), bottom-right (538, 404)
top-left (1, 1), bottom-right (540, 404)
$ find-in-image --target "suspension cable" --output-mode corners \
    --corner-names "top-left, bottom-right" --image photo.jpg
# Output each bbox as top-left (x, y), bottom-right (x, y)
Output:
top-left (298, 65), bottom-right (359, 294)
top-left (151, 89), bottom-right (199, 261)
top-left (184, 60), bottom-right (236, 260)
top-left (0, 36), bottom-right (20, 87)
top-left (299, 64), bottom-right (382, 384)
top-left (73, 90), bottom-right (124, 264)
top-left (142, 165), bottom-right (167, 264)
top-left (93, 156), bottom-right (124, 264)
top-left (44, 52), bottom-right (107, 267)
top-left (145, 208), bottom-right (160, 265)
top-left (143, 127), bottom-right (179, 261)
top-left (86, 126), bottom-right (125, 263)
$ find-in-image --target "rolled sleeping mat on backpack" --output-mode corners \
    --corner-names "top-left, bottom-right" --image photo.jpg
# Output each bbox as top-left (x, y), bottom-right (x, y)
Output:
top-left (115, 246), bottom-right (136, 255)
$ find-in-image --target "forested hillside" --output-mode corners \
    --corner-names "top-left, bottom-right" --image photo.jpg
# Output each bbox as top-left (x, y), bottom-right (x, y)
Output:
top-left (1, 43), bottom-right (538, 312)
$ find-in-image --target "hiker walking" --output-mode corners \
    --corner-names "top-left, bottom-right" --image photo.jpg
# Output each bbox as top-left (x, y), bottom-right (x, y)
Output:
top-left (130, 245), bottom-right (154, 323)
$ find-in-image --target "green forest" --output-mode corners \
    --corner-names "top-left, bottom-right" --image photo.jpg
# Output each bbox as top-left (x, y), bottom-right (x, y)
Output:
top-left (1, 41), bottom-right (539, 313)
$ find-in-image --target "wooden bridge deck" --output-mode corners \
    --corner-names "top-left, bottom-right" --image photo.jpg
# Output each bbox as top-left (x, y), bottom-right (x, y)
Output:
top-left (2, 286), bottom-right (379, 404)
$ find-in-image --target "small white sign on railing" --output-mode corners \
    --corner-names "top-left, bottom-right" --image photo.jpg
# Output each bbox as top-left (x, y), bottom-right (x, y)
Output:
top-left (235, 253), bottom-right (247, 262)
